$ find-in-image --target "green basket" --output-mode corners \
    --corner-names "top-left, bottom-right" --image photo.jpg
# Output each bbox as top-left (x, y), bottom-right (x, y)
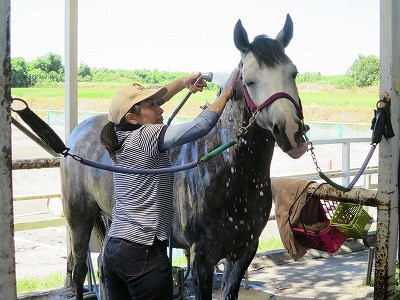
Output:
top-left (331, 203), bottom-right (373, 239)
top-left (172, 266), bottom-right (184, 300)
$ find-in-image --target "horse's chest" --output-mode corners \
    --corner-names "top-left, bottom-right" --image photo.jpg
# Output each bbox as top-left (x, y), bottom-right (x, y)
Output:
top-left (203, 182), bottom-right (272, 239)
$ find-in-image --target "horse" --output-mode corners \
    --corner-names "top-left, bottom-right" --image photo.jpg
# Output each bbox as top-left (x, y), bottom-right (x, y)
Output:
top-left (61, 14), bottom-right (307, 300)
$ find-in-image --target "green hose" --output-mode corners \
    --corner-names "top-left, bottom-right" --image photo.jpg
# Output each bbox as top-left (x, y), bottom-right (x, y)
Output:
top-left (319, 172), bottom-right (351, 192)
top-left (199, 139), bottom-right (238, 163)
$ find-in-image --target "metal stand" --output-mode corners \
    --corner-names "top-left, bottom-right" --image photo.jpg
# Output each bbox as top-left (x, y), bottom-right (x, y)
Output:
top-left (84, 247), bottom-right (100, 299)
top-left (363, 229), bottom-right (377, 286)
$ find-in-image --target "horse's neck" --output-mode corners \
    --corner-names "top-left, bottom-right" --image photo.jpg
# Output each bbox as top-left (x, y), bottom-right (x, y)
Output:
top-left (216, 98), bottom-right (275, 175)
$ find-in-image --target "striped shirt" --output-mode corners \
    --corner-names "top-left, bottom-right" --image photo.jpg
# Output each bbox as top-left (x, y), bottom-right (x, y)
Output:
top-left (108, 110), bottom-right (219, 245)
top-left (108, 124), bottom-right (173, 245)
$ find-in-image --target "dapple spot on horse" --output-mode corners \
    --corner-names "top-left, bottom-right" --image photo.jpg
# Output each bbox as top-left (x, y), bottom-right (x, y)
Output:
top-left (61, 14), bottom-right (307, 300)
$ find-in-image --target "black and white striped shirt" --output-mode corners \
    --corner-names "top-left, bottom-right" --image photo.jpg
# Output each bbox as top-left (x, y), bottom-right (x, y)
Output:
top-left (108, 110), bottom-right (219, 245)
top-left (109, 124), bottom-right (173, 245)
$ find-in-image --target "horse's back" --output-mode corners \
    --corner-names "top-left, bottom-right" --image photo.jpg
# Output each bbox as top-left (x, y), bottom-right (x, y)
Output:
top-left (61, 114), bottom-right (114, 219)
top-left (66, 114), bottom-right (108, 152)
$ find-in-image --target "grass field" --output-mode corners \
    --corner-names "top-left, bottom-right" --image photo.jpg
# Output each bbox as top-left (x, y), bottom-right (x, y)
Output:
top-left (11, 82), bottom-right (379, 124)
top-left (17, 273), bottom-right (65, 294)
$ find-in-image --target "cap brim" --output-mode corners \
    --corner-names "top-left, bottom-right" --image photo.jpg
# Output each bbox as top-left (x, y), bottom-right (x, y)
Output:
top-left (144, 86), bottom-right (168, 103)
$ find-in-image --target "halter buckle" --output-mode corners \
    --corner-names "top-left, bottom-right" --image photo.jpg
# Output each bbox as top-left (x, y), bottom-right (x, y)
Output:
top-left (236, 110), bottom-right (260, 139)
top-left (249, 110), bottom-right (260, 125)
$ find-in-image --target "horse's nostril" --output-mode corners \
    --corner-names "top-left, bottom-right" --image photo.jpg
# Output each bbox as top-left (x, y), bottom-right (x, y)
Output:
top-left (273, 124), bottom-right (280, 136)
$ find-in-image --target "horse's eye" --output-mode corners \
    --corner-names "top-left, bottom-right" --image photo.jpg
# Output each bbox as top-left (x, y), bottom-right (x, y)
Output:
top-left (292, 72), bottom-right (298, 79)
top-left (246, 81), bottom-right (255, 86)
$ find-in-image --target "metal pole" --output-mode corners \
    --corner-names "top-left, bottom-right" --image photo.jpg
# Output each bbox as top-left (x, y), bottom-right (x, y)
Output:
top-left (341, 141), bottom-right (350, 186)
top-left (0, 0), bottom-right (17, 299)
top-left (307, 182), bottom-right (378, 207)
top-left (374, 1), bottom-right (400, 299)
top-left (64, 0), bottom-right (78, 282)
top-left (366, 247), bottom-right (375, 286)
top-left (65, 0), bottom-right (78, 139)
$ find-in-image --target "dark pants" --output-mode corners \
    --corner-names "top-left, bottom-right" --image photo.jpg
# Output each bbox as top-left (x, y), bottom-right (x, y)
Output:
top-left (103, 237), bottom-right (173, 300)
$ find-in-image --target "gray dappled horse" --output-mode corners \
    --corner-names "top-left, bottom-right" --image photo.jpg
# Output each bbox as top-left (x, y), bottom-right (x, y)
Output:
top-left (61, 14), bottom-right (307, 300)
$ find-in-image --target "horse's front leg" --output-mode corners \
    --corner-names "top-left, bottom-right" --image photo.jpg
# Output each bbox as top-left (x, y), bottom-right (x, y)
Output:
top-left (191, 244), bottom-right (217, 300)
top-left (220, 240), bottom-right (258, 300)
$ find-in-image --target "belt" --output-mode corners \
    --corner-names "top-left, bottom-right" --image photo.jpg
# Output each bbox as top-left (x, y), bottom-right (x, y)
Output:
top-left (109, 236), bottom-right (167, 251)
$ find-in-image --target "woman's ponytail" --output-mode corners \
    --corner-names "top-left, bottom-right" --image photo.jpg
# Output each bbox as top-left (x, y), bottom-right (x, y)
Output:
top-left (100, 121), bottom-right (121, 163)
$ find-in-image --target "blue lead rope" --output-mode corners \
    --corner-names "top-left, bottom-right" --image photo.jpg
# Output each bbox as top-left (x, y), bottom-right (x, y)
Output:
top-left (76, 156), bottom-right (199, 174)
top-left (69, 138), bottom-right (240, 175)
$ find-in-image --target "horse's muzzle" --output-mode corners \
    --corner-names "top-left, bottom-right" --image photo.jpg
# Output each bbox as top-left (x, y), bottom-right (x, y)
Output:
top-left (287, 141), bottom-right (308, 159)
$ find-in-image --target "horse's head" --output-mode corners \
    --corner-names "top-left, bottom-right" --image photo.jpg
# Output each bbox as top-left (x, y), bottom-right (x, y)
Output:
top-left (234, 14), bottom-right (307, 159)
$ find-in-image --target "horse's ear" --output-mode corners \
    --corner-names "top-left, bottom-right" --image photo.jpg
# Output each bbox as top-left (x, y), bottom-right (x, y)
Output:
top-left (234, 19), bottom-right (250, 53)
top-left (275, 14), bottom-right (293, 48)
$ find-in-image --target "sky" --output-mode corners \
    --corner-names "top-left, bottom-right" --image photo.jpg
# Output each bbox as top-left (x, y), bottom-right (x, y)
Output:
top-left (10, 0), bottom-right (379, 75)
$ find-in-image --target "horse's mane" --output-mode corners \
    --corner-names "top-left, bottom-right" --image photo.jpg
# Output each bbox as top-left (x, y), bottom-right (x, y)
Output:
top-left (250, 35), bottom-right (290, 68)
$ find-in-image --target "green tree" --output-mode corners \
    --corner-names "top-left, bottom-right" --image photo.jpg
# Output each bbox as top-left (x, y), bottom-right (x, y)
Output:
top-left (11, 57), bottom-right (31, 87)
top-left (78, 63), bottom-right (92, 82)
top-left (29, 68), bottom-right (48, 86)
top-left (347, 54), bottom-right (380, 87)
top-left (296, 72), bottom-right (322, 83)
top-left (29, 52), bottom-right (64, 84)
top-left (30, 57), bottom-right (50, 73)
top-left (46, 53), bottom-right (64, 73)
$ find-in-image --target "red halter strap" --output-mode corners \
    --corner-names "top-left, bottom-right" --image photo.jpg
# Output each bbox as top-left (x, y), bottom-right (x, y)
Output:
top-left (242, 84), bottom-right (304, 119)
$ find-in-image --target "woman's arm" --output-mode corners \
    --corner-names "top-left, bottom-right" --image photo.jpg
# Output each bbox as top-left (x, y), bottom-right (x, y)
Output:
top-left (162, 73), bottom-right (207, 102)
top-left (159, 70), bottom-right (238, 150)
top-left (203, 71), bottom-right (237, 116)
top-left (160, 110), bottom-right (218, 150)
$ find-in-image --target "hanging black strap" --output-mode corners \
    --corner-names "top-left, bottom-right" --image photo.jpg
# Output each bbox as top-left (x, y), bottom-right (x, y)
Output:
top-left (371, 99), bottom-right (395, 144)
top-left (11, 98), bottom-right (68, 155)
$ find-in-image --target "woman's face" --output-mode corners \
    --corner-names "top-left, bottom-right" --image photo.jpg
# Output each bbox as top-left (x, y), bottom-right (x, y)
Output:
top-left (130, 99), bottom-right (164, 125)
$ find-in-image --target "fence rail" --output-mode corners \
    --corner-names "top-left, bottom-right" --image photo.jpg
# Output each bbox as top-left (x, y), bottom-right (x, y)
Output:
top-left (13, 193), bottom-right (65, 232)
top-left (12, 138), bottom-right (378, 232)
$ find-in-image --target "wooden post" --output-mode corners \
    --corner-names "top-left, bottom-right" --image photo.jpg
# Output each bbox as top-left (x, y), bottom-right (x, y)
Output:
top-left (374, 0), bottom-right (400, 299)
top-left (0, 0), bottom-right (17, 298)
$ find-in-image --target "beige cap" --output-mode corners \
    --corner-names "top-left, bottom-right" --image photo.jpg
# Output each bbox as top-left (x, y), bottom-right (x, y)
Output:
top-left (108, 83), bottom-right (168, 123)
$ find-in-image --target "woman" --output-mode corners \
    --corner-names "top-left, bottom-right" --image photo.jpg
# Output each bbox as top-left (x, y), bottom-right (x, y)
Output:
top-left (100, 72), bottom-right (237, 300)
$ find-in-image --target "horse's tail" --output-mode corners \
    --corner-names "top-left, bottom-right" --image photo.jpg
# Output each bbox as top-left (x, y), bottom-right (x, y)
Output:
top-left (93, 213), bottom-right (109, 299)
top-left (93, 213), bottom-right (108, 249)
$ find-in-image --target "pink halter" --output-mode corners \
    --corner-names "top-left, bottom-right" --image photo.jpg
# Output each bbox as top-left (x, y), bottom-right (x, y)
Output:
top-left (242, 84), bottom-right (303, 120)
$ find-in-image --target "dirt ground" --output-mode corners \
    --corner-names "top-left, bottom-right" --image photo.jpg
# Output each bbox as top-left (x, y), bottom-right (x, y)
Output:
top-left (14, 227), bottom-right (68, 279)
top-left (12, 124), bottom-right (71, 282)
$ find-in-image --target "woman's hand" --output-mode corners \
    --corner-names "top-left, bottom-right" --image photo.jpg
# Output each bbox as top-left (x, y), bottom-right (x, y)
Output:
top-left (204, 69), bottom-right (239, 116)
top-left (184, 73), bottom-right (207, 93)
top-left (220, 69), bottom-right (239, 101)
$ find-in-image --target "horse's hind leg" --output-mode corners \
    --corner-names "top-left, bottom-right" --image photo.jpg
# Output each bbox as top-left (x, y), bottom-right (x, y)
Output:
top-left (70, 224), bottom-right (95, 299)
top-left (66, 209), bottom-right (100, 300)
top-left (220, 240), bottom-right (258, 299)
